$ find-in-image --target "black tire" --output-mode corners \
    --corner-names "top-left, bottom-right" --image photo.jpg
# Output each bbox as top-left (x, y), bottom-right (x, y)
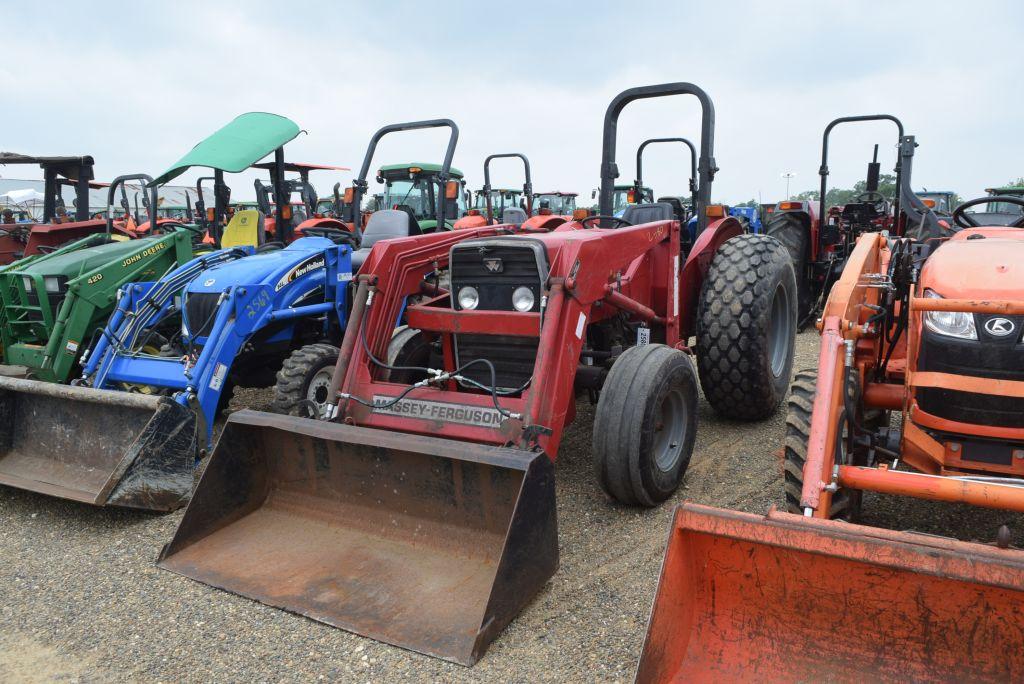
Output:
top-left (765, 211), bottom-right (812, 320)
top-left (593, 344), bottom-right (698, 507)
top-left (271, 343), bottom-right (339, 417)
top-left (696, 233), bottom-right (797, 421)
top-left (783, 369), bottom-right (858, 520)
top-left (384, 326), bottom-right (432, 384)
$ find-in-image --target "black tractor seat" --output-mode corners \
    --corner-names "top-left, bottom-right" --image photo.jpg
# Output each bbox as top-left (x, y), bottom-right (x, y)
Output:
top-left (621, 202), bottom-right (675, 225)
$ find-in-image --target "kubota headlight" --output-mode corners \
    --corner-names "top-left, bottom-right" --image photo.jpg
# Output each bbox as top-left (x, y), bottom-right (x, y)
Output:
top-left (457, 286), bottom-right (479, 310)
top-left (923, 289), bottom-right (977, 340)
top-left (512, 286), bottom-right (535, 312)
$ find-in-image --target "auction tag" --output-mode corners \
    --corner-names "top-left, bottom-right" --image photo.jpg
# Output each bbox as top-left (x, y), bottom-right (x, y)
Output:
top-left (637, 326), bottom-right (651, 346)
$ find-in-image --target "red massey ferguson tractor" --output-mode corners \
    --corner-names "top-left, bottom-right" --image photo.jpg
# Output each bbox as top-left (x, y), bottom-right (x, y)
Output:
top-left (156, 83), bottom-right (797, 666)
top-left (766, 114), bottom-right (942, 324)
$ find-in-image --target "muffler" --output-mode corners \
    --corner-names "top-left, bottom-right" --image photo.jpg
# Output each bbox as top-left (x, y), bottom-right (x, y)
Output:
top-left (158, 409), bottom-right (558, 665)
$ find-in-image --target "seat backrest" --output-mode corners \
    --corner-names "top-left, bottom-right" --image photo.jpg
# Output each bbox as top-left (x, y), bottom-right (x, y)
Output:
top-left (221, 209), bottom-right (265, 247)
top-left (621, 202), bottom-right (674, 225)
top-left (360, 209), bottom-right (416, 249)
top-left (502, 207), bottom-right (528, 225)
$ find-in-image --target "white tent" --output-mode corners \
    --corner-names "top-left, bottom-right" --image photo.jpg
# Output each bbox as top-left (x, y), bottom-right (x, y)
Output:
top-left (0, 188), bottom-right (45, 204)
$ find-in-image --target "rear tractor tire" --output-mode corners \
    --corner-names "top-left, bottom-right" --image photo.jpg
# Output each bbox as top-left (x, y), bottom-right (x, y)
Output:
top-left (765, 211), bottom-right (812, 321)
top-left (696, 233), bottom-right (797, 421)
top-left (593, 343), bottom-right (698, 507)
top-left (272, 343), bottom-right (339, 418)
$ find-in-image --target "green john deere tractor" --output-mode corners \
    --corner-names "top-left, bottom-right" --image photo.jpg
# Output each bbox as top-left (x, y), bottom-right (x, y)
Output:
top-left (0, 174), bottom-right (203, 382)
top-left (375, 162), bottom-right (468, 232)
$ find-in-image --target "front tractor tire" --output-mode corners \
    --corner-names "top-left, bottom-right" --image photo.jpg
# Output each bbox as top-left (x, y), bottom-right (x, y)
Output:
top-left (783, 369), bottom-right (858, 520)
top-left (272, 343), bottom-right (340, 417)
top-left (696, 233), bottom-right (797, 421)
top-left (593, 344), bottom-right (699, 507)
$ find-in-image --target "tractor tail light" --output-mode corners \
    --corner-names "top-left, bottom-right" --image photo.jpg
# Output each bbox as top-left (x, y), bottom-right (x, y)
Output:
top-left (445, 181), bottom-right (459, 200)
top-left (343, 187), bottom-right (354, 204)
top-left (778, 201), bottom-right (802, 211)
top-left (281, 205), bottom-right (293, 220)
top-left (705, 204), bottom-right (726, 218)
top-left (572, 208), bottom-right (590, 221)
top-left (922, 198), bottom-right (936, 208)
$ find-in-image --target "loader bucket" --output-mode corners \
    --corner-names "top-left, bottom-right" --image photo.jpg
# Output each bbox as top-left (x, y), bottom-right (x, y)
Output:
top-left (637, 503), bottom-right (1024, 683)
top-left (0, 377), bottom-right (197, 511)
top-left (157, 410), bottom-right (558, 665)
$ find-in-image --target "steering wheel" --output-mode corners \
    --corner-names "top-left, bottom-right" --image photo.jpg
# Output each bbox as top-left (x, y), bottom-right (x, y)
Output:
top-left (952, 195), bottom-right (1024, 229)
top-left (854, 191), bottom-right (886, 204)
top-left (577, 215), bottom-right (634, 229)
top-left (154, 220), bottom-right (204, 236)
top-left (299, 226), bottom-right (359, 246)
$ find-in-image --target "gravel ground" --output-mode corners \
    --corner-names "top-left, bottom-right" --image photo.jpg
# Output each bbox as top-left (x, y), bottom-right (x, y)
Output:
top-left (3, 329), bottom-right (1023, 683)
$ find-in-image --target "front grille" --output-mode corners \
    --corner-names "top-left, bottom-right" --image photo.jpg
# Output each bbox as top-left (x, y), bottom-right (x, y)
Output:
top-left (184, 292), bottom-right (222, 338)
top-left (450, 238), bottom-right (547, 312)
top-left (449, 239), bottom-right (547, 392)
top-left (455, 334), bottom-right (538, 391)
top-left (917, 328), bottom-right (1024, 428)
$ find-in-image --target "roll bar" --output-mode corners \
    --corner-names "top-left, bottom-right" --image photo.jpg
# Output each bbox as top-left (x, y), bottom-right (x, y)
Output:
top-left (352, 119), bottom-right (459, 239)
top-left (599, 83), bottom-right (716, 232)
top-left (483, 153), bottom-right (533, 224)
top-left (635, 137), bottom-right (698, 217)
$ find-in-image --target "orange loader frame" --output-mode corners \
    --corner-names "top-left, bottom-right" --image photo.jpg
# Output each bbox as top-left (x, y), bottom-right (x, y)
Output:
top-left (637, 231), bottom-right (1024, 682)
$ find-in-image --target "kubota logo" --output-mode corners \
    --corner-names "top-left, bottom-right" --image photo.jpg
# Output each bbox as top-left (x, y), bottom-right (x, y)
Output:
top-left (985, 317), bottom-right (1015, 337)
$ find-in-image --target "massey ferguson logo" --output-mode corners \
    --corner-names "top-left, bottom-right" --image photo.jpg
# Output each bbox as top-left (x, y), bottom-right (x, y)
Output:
top-left (985, 317), bottom-right (1016, 337)
top-left (483, 257), bottom-right (503, 273)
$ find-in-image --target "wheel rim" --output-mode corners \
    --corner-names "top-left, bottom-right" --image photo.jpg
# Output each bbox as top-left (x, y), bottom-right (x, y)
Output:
top-left (654, 389), bottom-right (688, 471)
top-left (768, 282), bottom-right (793, 377)
top-left (305, 367), bottom-right (334, 415)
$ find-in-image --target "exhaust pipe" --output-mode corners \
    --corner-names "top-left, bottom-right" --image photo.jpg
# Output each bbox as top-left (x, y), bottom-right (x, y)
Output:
top-left (0, 376), bottom-right (197, 510)
top-left (158, 410), bottom-right (558, 665)
top-left (637, 503), bottom-right (1024, 682)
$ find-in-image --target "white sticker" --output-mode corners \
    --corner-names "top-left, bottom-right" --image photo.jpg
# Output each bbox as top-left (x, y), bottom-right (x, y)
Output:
top-left (209, 362), bottom-right (228, 391)
top-left (575, 312), bottom-right (587, 339)
top-left (673, 254), bottom-right (680, 318)
top-left (338, 271), bottom-right (353, 282)
top-left (372, 395), bottom-right (504, 428)
top-left (637, 327), bottom-right (651, 346)
top-left (65, 340), bottom-right (79, 355)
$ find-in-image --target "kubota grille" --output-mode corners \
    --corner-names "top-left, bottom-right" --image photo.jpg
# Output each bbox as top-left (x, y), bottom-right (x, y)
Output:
top-left (917, 322), bottom-right (1024, 429)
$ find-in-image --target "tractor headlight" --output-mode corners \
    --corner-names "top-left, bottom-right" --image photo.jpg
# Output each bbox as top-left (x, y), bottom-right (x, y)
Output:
top-left (21, 275), bottom-right (32, 292)
top-left (512, 286), bottom-right (535, 312)
top-left (457, 286), bottom-right (479, 310)
top-left (923, 289), bottom-right (977, 340)
top-left (43, 276), bottom-right (62, 293)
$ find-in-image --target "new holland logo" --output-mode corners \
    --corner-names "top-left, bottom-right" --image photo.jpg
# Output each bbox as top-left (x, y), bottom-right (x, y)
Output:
top-left (275, 254), bottom-right (326, 291)
top-left (985, 317), bottom-right (1016, 337)
top-left (483, 257), bottom-right (503, 273)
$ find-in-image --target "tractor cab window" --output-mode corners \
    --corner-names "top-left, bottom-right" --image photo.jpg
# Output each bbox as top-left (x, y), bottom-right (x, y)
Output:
top-left (384, 177), bottom-right (468, 220)
top-left (986, 198), bottom-right (1024, 215)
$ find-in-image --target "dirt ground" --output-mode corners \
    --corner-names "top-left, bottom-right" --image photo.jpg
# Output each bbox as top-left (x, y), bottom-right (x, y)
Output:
top-left (2, 329), bottom-right (1023, 683)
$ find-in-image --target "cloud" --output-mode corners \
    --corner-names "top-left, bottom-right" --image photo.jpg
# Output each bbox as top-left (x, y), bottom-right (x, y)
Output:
top-left (3, 0), bottom-right (1021, 203)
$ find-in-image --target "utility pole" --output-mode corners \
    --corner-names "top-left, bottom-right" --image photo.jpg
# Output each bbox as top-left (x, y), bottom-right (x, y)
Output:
top-left (781, 172), bottom-right (796, 200)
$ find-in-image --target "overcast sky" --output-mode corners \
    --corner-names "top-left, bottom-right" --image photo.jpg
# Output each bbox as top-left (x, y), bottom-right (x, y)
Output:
top-left (3, 0), bottom-right (1021, 203)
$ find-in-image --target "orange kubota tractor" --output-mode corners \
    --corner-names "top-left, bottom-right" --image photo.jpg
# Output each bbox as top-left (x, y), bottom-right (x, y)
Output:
top-left (637, 197), bottom-right (1024, 682)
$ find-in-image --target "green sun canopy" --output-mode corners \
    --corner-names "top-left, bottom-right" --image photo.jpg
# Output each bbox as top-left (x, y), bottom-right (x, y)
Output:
top-left (149, 112), bottom-right (301, 186)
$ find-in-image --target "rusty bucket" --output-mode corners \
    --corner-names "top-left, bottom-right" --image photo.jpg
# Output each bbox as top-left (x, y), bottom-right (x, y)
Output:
top-left (157, 409), bottom-right (558, 665)
top-left (0, 376), bottom-right (197, 510)
top-left (636, 503), bottom-right (1024, 683)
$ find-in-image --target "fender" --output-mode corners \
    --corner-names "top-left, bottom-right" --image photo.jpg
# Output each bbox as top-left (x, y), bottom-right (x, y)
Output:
top-left (295, 217), bottom-right (351, 235)
top-left (521, 214), bottom-right (567, 232)
top-left (679, 216), bottom-right (743, 338)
